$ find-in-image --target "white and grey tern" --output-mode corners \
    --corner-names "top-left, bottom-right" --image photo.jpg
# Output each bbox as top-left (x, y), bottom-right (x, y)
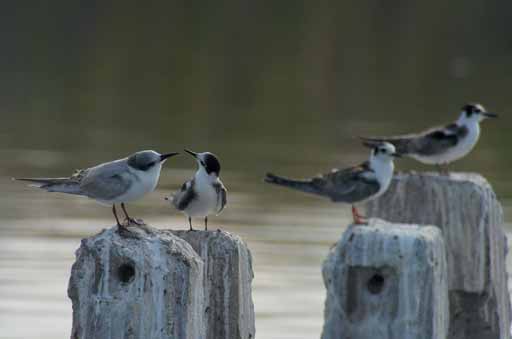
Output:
top-left (264, 142), bottom-right (399, 224)
top-left (14, 150), bottom-right (179, 227)
top-left (361, 103), bottom-right (497, 172)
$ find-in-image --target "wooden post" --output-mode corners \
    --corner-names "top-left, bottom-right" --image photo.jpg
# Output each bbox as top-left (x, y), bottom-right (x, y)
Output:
top-left (321, 220), bottom-right (449, 339)
top-left (366, 172), bottom-right (511, 339)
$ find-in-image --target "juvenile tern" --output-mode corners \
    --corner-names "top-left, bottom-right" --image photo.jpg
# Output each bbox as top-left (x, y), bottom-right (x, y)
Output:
top-left (361, 103), bottom-right (497, 172)
top-left (166, 149), bottom-right (227, 231)
top-left (264, 142), bottom-right (399, 224)
top-left (15, 150), bottom-right (179, 227)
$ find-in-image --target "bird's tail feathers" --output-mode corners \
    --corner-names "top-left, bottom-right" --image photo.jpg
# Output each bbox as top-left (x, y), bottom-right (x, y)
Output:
top-left (14, 177), bottom-right (83, 195)
top-left (264, 173), bottom-right (326, 196)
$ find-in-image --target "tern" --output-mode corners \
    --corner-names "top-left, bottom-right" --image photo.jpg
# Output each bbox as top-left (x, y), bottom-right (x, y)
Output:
top-left (360, 103), bottom-right (497, 172)
top-left (166, 149), bottom-right (227, 231)
top-left (264, 142), bottom-right (399, 224)
top-left (14, 150), bottom-right (179, 227)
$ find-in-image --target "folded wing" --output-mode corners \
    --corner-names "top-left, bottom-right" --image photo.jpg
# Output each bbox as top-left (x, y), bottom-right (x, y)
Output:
top-left (264, 162), bottom-right (380, 204)
top-left (361, 123), bottom-right (468, 156)
top-left (213, 181), bottom-right (227, 214)
top-left (172, 180), bottom-right (196, 211)
top-left (79, 160), bottom-right (132, 200)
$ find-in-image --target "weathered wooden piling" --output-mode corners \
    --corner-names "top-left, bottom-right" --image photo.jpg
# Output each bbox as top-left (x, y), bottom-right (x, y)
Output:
top-left (68, 225), bottom-right (255, 339)
top-left (321, 219), bottom-right (449, 339)
top-left (366, 172), bottom-right (511, 339)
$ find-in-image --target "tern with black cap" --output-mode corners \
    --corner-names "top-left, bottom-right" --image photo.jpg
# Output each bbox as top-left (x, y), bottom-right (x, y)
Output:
top-left (264, 142), bottom-right (400, 224)
top-left (361, 103), bottom-right (498, 172)
top-left (14, 150), bottom-right (179, 227)
top-left (166, 149), bottom-right (227, 230)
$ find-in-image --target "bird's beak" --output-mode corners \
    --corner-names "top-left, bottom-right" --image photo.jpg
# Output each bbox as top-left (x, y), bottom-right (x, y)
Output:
top-left (184, 149), bottom-right (198, 158)
top-left (392, 152), bottom-right (402, 158)
top-left (483, 112), bottom-right (498, 118)
top-left (160, 152), bottom-right (179, 162)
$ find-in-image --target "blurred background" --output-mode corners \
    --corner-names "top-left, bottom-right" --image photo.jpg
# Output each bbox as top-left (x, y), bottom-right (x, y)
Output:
top-left (1, 2), bottom-right (512, 338)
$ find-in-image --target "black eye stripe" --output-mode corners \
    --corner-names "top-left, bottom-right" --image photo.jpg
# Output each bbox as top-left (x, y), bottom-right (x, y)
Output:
top-left (462, 104), bottom-right (484, 116)
top-left (140, 161), bottom-right (156, 171)
top-left (127, 153), bottom-right (158, 171)
top-left (201, 153), bottom-right (221, 174)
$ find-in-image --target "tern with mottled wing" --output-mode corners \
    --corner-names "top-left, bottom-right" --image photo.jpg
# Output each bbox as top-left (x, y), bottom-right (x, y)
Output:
top-left (264, 142), bottom-right (399, 224)
top-left (14, 150), bottom-right (179, 227)
top-left (166, 149), bottom-right (227, 231)
top-left (360, 103), bottom-right (497, 172)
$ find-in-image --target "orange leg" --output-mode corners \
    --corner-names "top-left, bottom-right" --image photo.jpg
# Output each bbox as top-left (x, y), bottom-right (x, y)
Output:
top-left (351, 205), bottom-right (367, 225)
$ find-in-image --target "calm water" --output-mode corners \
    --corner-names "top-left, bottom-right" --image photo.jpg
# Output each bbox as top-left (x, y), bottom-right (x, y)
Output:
top-left (1, 2), bottom-right (512, 338)
top-left (0, 139), bottom-right (511, 339)
top-left (0, 160), bottom-right (351, 339)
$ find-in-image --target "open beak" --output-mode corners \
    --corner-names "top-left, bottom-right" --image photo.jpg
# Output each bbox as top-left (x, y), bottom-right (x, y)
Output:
top-left (483, 112), bottom-right (498, 118)
top-left (160, 152), bottom-right (179, 162)
top-left (392, 152), bottom-right (402, 158)
top-left (184, 149), bottom-right (198, 158)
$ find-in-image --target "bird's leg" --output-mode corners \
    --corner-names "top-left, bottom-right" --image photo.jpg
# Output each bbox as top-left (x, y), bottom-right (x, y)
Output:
top-left (204, 217), bottom-right (208, 231)
top-left (120, 202), bottom-right (132, 224)
top-left (351, 205), bottom-right (367, 225)
top-left (188, 217), bottom-right (194, 231)
top-left (112, 204), bottom-right (123, 228)
top-left (121, 203), bottom-right (143, 225)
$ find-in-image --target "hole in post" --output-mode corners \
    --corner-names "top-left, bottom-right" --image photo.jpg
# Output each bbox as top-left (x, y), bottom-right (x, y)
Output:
top-left (118, 263), bottom-right (135, 283)
top-left (367, 274), bottom-right (385, 294)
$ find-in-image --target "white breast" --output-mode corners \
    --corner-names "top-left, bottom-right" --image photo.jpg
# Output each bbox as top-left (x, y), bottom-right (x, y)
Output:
top-left (111, 165), bottom-right (162, 203)
top-left (183, 173), bottom-right (219, 218)
top-left (412, 123), bottom-right (480, 165)
top-left (445, 123), bottom-right (480, 162)
top-left (370, 159), bottom-right (394, 200)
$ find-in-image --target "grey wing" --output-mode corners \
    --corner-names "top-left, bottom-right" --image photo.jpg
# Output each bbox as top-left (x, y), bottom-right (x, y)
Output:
top-left (172, 180), bottom-right (196, 211)
top-left (317, 163), bottom-right (380, 203)
top-left (410, 123), bottom-right (468, 156)
top-left (214, 181), bottom-right (227, 214)
top-left (361, 123), bottom-right (466, 156)
top-left (79, 160), bottom-right (132, 200)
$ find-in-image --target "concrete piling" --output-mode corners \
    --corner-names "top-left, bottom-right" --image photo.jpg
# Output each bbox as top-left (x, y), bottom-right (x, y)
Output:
top-left (68, 225), bottom-right (255, 339)
top-left (321, 220), bottom-right (449, 339)
top-left (171, 230), bottom-right (256, 339)
top-left (366, 172), bottom-right (511, 339)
